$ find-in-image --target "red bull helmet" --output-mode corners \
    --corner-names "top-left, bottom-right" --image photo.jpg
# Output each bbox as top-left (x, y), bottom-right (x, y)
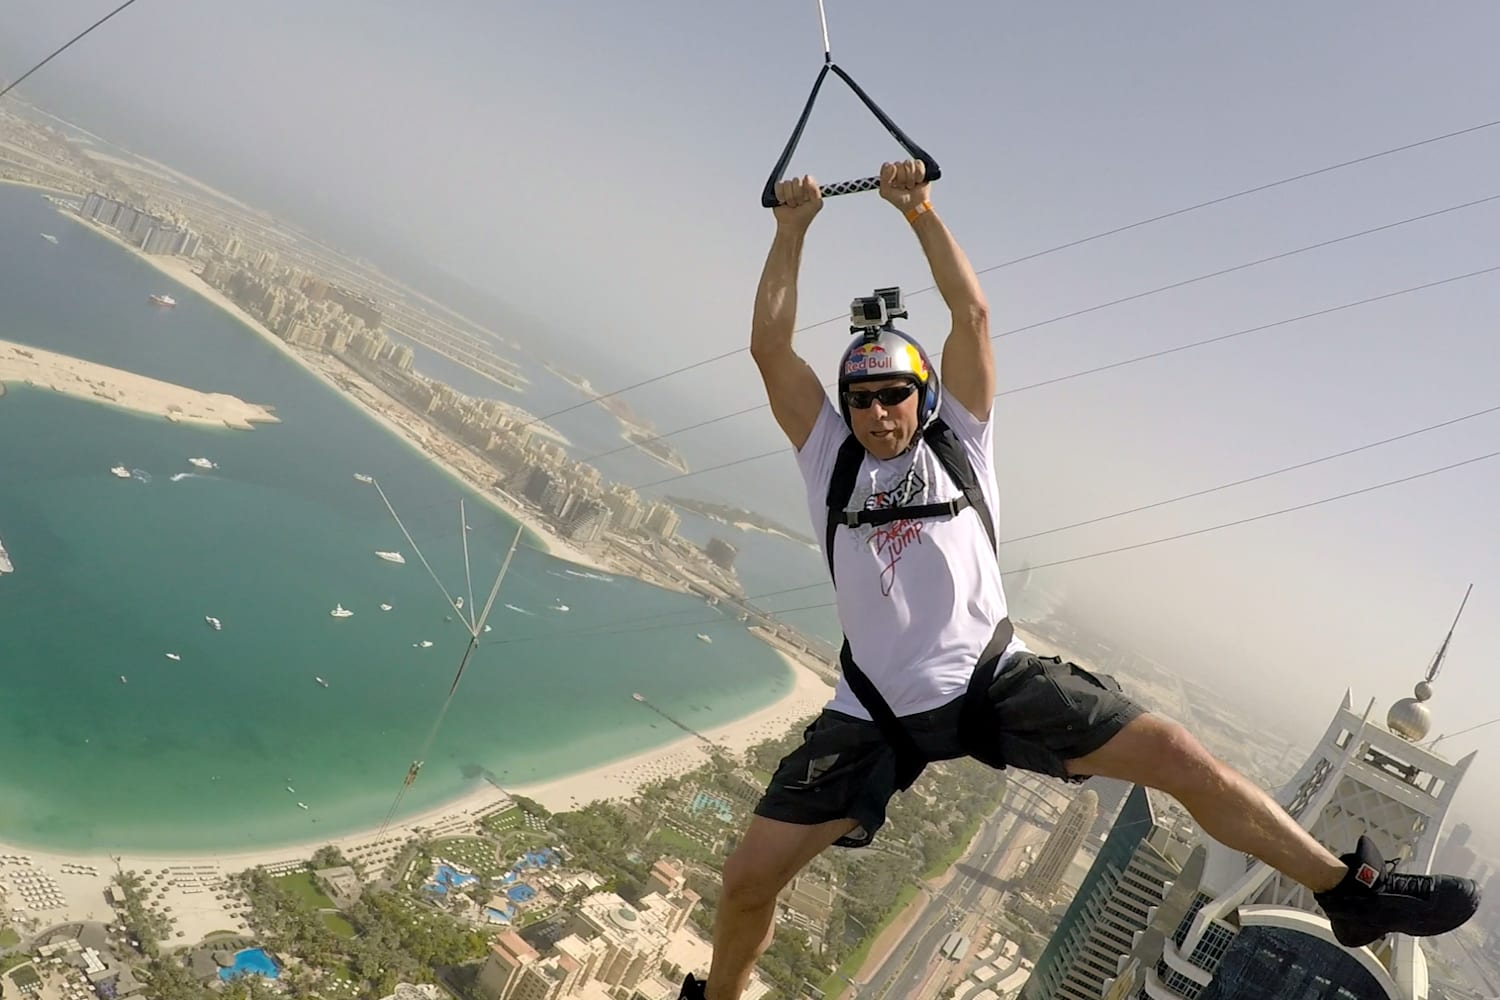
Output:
top-left (837, 327), bottom-right (942, 433)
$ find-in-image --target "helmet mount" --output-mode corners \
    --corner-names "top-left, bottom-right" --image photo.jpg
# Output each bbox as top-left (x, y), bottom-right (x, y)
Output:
top-left (837, 286), bottom-right (941, 438)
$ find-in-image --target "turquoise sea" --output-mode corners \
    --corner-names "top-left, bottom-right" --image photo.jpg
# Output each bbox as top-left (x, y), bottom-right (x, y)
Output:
top-left (0, 184), bottom-right (808, 853)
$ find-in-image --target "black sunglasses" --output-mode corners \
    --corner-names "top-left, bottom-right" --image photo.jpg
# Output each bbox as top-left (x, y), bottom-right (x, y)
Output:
top-left (844, 383), bottom-right (918, 409)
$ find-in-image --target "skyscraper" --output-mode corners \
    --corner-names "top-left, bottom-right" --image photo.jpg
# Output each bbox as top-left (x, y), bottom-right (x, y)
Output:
top-left (1123, 590), bottom-right (1477, 1000)
top-left (1025, 789), bottom-right (1099, 900)
top-left (1023, 785), bottom-right (1192, 1000)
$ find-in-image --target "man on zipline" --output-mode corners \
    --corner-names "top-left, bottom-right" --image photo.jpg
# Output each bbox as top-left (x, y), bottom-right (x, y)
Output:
top-left (680, 159), bottom-right (1480, 1000)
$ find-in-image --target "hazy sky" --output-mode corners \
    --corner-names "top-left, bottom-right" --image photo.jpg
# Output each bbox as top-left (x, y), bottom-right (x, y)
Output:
top-left (4, 2), bottom-right (1499, 846)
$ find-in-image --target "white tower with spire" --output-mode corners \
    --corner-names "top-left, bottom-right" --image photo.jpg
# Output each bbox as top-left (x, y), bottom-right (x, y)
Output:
top-left (1132, 587), bottom-right (1477, 1000)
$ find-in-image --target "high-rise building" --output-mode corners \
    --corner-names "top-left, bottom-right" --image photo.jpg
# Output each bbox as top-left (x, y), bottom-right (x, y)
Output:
top-left (1025, 789), bottom-right (1099, 899)
top-left (1124, 608), bottom-right (1476, 1000)
top-left (1023, 786), bottom-right (1192, 1000)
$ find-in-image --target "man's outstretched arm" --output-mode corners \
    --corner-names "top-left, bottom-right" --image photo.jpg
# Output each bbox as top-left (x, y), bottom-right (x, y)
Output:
top-left (751, 175), bottom-right (829, 451)
top-left (879, 160), bottom-right (994, 420)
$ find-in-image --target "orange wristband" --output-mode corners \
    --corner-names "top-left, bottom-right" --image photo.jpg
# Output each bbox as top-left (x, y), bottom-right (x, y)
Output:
top-left (905, 201), bottom-right (932, 224)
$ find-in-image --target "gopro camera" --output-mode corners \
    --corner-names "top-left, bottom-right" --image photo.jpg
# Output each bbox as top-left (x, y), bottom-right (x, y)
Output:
top-left (848, 286), bottom-right (909, 332)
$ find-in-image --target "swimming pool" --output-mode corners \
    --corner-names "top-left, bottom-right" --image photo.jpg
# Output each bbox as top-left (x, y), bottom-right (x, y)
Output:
top-left (506, 884), bottom-right (536, 903)
top-left (219, 947), bottom-right (280, 981)
top-left (425, 862), bottom-right (479, 895)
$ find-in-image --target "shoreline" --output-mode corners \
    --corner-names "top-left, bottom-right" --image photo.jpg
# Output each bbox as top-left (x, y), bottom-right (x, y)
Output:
top-left (0, 629), bottom-right (833, 946)
top-left (55, 208), bottom-right (613, 574)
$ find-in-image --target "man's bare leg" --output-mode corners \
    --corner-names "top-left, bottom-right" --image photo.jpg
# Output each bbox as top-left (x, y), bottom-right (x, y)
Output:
top-left (707, 815), bottom-right (859, 1000)
top-left (1066, 714), bottom-right (1347, 891)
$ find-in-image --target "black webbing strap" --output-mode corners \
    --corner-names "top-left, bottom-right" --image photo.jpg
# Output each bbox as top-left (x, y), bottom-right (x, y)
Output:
top-left (760, 61), bottom-right (942, 208)
top-left (959, 617), bottom-right (1017, 768)
top-left (839, 639), bottom-right (926, 791)
top-left (841, 615), bottom-right (1015, 791)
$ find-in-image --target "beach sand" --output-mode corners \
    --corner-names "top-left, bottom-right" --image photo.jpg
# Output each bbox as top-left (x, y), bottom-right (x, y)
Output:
top-left (0, 337), bottom-right (279, 430)
top-left (0, 628), bottom-right (834, 948)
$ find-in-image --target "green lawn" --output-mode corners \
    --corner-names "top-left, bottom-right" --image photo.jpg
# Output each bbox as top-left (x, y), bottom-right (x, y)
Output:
top-left (322, 912), bottom-right (357, 939)
top-left (819, 882), bottom-right (920, 998)
top-left (274, 871), bottom-right (336, 910)
top-left (0, 926), bottom-right (18, 947)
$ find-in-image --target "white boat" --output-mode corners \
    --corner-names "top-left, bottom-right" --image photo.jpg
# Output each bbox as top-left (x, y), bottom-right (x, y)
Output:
top-left (205, 615), bottom-right (222, 631)
top-left (119, 675), bottom-right (128, 684)
top-left (285, 786), bottom-right (295, 793)
top-left (353, 473), bottom-right (374, 484)
top-left (187, 457), bottom-right (217, 470)
top-left (0, 539), bottom-right (11, 575)
top-left (375, 551), bottom-right (405, 564)
top-left (315, 676), bottom-right (329, 688)
top-left (482, 624), bottom-right (492, 633)
top-left (297, 802), bottom-right (308, 810)
top-left (453, 596), bottom-right (464, 609)
top-left (413, 640), bottom-right (433, 648)
top-left (330, 604), bottom-right (353, 619)
top-left (165, 653), bottom-right (181, 662)
top-left (551, 601), bottom-right (569, 612)
top-left (39, 233), bottom-right (59, 244)
top-left (110, 465), bottom-right (131, 479)
top-left (149, 293), bottom-right (176, 307)
top-left (379, 603), bottom-right (393, 611)
top-left (697, 633), bottom-right (713, 644)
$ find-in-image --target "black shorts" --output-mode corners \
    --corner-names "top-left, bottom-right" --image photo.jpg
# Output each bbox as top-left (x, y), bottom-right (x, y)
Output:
top-left (753, 653), bottom-right (1143, 848)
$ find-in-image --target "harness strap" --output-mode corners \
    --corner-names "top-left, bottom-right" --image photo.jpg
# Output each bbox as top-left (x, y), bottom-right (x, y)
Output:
top-left (842, 616), bottom-right (1015, 791)
top-left (840, 497), bottom-right (970, 528)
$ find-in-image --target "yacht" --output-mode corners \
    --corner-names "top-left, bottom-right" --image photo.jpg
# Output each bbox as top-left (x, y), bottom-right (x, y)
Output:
top-left (39, 233), bottom-right (59, 244)
top-left (187, 457), bottom-right (217, 470)
top-left (353, 473), bottom-right (374, 484)
top-left (165, 653), bottom-right (181, 662)
top-left (413, 640), bottom-right (433, 648)
top-left (110, 465), bottom-right (132, 479)
top-left (0, 538), bottom-right (11, 575)
top-left (119, 675), bottom-right (128, 684)
top-left (550, 601), bottom-right (570, 612)
top-left (330, 604), bottom-right (353, 619)
top-left (632, 693), bottom-right (645, 703)
top-left (286, 786), bottom-right (296, 793)
top-left (205, 615), bottom-right (222, 631)
top-left (314, 676), bottom-right (329, 688)
top-left (375, 550), bottom-right (405, 564)
top-left (482, 624), bottom-right (492, 633)
top-left (696, 633), bottom-right (713, 644)
top-left (379, 603), bottom-right (393, 611)
top-left (453, 596), bottom-right (464, 610)
top-left (297, 802), bottom-right (309, 811)
top-left (149, 293), bottom-right (176, 307)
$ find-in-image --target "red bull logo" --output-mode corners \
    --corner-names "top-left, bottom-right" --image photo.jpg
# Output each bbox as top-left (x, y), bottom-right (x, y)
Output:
top-left (842, 339), bottom-right (930, 381)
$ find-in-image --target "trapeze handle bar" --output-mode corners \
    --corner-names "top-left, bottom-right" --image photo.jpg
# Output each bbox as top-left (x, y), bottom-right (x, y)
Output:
top-left (760, 62), bottom-right (942, 208)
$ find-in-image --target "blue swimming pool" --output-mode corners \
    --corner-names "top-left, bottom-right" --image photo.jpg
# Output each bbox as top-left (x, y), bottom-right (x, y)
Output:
top-left (507, 883), bottom-right (536, 903)
top-left (219, 948), bottom-right (280, 981)
top-left (425, 862), bottom-right (479, 895)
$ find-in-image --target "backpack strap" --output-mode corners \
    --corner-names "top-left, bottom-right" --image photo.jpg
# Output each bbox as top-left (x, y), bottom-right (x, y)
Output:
top-left (824, 433), bottom-right (868, 585)
top-left (922, 418), bottom-right (998, 558)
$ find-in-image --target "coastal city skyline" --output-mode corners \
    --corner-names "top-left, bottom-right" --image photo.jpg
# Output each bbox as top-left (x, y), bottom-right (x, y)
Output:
top-left (4, 2), bottom-right (1498, 759)
top-left (2, 4), bottom-right (1500, 998)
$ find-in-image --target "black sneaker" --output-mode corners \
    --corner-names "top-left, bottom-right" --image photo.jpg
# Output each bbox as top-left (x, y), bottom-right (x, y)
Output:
top-left (1314, 834), bottom-right (1481, 948)
top-left (679, 973), bottom-right (708, 1000)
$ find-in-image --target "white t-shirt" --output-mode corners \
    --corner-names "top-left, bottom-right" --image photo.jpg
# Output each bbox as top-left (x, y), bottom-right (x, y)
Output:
top-left (797, 397), bottom-right (1027, 720)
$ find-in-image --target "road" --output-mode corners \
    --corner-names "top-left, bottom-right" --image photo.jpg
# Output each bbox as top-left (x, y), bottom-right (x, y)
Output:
top-left (855, 776), bottom-right (1065, 1000)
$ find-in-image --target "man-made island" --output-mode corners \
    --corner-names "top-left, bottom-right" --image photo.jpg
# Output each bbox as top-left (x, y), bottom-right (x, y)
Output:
top-left (0, 337), bottom-right (279, 430)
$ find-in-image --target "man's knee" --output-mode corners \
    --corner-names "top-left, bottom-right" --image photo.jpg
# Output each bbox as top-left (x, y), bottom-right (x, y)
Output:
top-left (1071, 714), bottom-right (1227, 797)
top-left (720, 816), bottom-right (855, 910)
top-left (1140, 718), bottom-right (1231, 798)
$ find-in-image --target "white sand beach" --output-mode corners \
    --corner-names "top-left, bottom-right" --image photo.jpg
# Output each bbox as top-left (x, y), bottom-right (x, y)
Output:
top-left (0, 337), bottom-right (279, 430)
top-left (0, 628), bottom-right (833, 949)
